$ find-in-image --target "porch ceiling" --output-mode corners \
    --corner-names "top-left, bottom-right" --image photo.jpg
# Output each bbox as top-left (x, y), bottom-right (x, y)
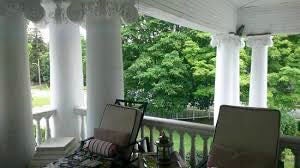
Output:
top-left (229, 0), bottom-right (299, 8)
top-left (138, 0), bottom-right (300, 35)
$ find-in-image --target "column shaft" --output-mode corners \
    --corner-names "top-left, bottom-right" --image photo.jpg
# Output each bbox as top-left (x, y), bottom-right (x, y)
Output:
top-left (86, 15), bottom-right (124, 137)
top-left (0, 15), bottom-right (34, 167)
top-left (211, 34), bottom-right (244, 125)
top-left (249, 46), bottom-right (268, 107)
top-left (49, 23), bottom-right (84, 139)
top-left (231, 47), bottom-right (241, 105)
top-left (247, 35), bottom-right (273, 107)
top-left (214, 42), bottom-right (234, 124)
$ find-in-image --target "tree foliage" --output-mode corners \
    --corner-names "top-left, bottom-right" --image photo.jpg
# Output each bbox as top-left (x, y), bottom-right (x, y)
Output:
top-left (122, 16), bottom-right (216, 114)
top-left (27, 28), bottom-right (49, 84)
top-left (122, 16), bottom-right (300, 135)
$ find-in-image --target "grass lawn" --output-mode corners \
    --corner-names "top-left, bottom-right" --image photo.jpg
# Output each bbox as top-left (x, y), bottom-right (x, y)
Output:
top-left (31, 84), bottom-right (50, 107)
top-left (31, 84), bottom-right (49, 90)
top-left (32, 96), bottom-right (50, 107)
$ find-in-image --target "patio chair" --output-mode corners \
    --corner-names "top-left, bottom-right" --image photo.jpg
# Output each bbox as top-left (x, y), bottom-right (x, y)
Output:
top-left (46, 99), bottom-right (149, 168)
top-left (199, 105), bottom-right (281, 168)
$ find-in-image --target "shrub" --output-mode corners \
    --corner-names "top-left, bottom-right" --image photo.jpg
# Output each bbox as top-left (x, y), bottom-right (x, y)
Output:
top-left (280, 112), bottom-right (297, 136)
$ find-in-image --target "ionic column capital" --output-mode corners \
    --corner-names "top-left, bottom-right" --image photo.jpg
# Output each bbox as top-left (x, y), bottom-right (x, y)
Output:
top-left (210, 33), bottom-right (245, 48)
top-left (84, 0), bottom-right (138, 24)
top-left (0, 0), bottom-right (45, 23)
top-left (246, 35), bottom-right (273, 48)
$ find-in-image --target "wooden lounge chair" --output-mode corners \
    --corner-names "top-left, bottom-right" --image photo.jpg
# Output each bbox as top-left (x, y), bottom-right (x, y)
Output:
top-left (199, 105), bottom-right (281, 168)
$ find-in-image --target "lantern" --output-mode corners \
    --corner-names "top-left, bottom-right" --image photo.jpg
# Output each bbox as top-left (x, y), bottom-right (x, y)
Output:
top-left (155, 131), bottom-right (173, 166)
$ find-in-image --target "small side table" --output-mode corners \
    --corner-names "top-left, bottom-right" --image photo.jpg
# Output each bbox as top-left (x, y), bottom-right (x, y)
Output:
top-left (138, 151), bottom-right (188, 168)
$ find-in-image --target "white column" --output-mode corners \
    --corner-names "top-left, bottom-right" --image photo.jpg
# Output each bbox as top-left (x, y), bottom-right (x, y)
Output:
top-left (0, 15), bottom-right (35, 167)
top-left (84, 0), bottom-right (138, 137)
top-left (247, 35), bottom-right (273, 107)
top-left (211, 34), bottom-right (244, 125)
top-left (40, 0), bottom-right (85, 139)
top-left (49, 23), bottom-right (84, 139)
top-left (86, 15), bottom-right (124, 137)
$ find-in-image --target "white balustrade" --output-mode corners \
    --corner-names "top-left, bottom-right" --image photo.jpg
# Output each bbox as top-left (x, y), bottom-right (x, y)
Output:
top-left (73, 107), bottom-right (300, 167)
top-left (32, 108), bottom-right (56, 146)
top-left (74, 107), bottom-right (87, 140)
top-left (142, 116), bottom-right (214, 166)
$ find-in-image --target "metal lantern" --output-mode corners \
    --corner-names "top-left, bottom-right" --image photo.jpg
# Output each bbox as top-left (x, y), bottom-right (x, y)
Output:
top-left (155, 131), bottom-right (173, 166)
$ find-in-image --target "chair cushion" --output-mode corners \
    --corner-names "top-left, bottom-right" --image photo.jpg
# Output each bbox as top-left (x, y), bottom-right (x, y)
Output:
top-left (86, 139), bottom-right (118, 157)
top-left (94, 128), bottom-right (130, 146)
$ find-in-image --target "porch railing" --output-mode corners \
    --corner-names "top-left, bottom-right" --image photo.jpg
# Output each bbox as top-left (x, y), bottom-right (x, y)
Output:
top-left (32, 108), bottom-right (56, 145)
top-left (32, 108), bottom-right (300, 167)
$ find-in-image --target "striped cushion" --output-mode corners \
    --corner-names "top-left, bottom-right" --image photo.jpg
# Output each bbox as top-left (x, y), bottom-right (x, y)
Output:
top-left (87, 139), bottom-right (118, 157)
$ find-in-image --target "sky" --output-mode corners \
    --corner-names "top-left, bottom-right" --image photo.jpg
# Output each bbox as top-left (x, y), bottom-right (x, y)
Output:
top-left (29, 22), bottom-right (87, 43)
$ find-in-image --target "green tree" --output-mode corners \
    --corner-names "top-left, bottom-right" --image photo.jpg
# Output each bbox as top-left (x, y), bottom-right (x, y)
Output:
top-left (123, 16), bottom-right (217, 114)
top-left (27, 28), bottom-right (49, 84)
top-left (268, 35), bottom-right (300, 112)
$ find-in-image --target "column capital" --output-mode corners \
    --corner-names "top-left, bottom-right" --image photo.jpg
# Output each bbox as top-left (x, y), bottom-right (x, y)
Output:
top-left (83, 0), bottom-right (138, 24)
top-left (0, 0), bottom-right (45, 23)
top-left (41, 0), bottom-right (76, 25)
top-left (246, 35), bottom-right (273, 48)
top-left (39, 0), bottom-right (138, 26)
top-left (210, 33), bottom-right (245, 48)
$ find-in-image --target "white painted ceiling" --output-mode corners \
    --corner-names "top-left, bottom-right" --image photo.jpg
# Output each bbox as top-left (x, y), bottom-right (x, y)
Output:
top-left (228, 0), bottom-right (299, 8)
top-left (138, 0), bottom-right (300, 35)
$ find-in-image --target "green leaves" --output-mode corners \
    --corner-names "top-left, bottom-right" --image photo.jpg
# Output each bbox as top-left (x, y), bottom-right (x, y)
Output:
top-left (27, 28), bottom-right (49, 84)
top-left (123, 16), bottom-right (216, 114)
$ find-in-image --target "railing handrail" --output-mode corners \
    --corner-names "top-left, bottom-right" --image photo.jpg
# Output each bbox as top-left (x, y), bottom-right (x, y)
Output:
top-left (280, 135), bottom-right (300, 151)
top-left (143, 116), bottom-right (215, 136)
top-left (32, 108), bottom-right (56, 120)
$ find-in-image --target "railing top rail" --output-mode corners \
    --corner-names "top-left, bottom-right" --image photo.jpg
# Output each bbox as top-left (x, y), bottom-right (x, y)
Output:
top-left (33, 107), bottom-right (56, 120)
top-left (143, 116), bottom-right (215, 136)
top-left (74, 106), bottom-right (87, 115)
top-left (280, 135), bottom-right (300, 151)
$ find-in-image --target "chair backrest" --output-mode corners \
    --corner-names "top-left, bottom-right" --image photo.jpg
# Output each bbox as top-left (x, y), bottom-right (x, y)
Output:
top-left (114, 99), bottom-right (148, 144)
top-left (99, 104), bottom-right (142, 146)
top-left (212, 105), bottom-right (281, 167)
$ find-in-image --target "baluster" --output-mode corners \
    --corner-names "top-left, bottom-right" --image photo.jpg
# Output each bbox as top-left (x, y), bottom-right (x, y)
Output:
top-left (45, 116), bottom-right (51, 140)
top-left (292, 149), bottom-right (300, 168)
top-left (179, 131), bottom-right (185, 160)
top-left (149, 126), bottom-right (155, 152)
top-left (168, 129), bottom-right (173, 142)
top-left (140, 125), bottom-right (145, 151)
top-left (202, 135), bottom-right (209, 158)
top-left (80, 115), bottom-right (85, 140)
top-left (141, 125), bottom-right (145, 139)
top-left (157, 127), bottom-right (163, 152)
top-left (157, 127), bottom-right (163, 134)
top-left (35, 118), bottom-right (42, 145)
top-left (190, 133), bottom-right (196, 167)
